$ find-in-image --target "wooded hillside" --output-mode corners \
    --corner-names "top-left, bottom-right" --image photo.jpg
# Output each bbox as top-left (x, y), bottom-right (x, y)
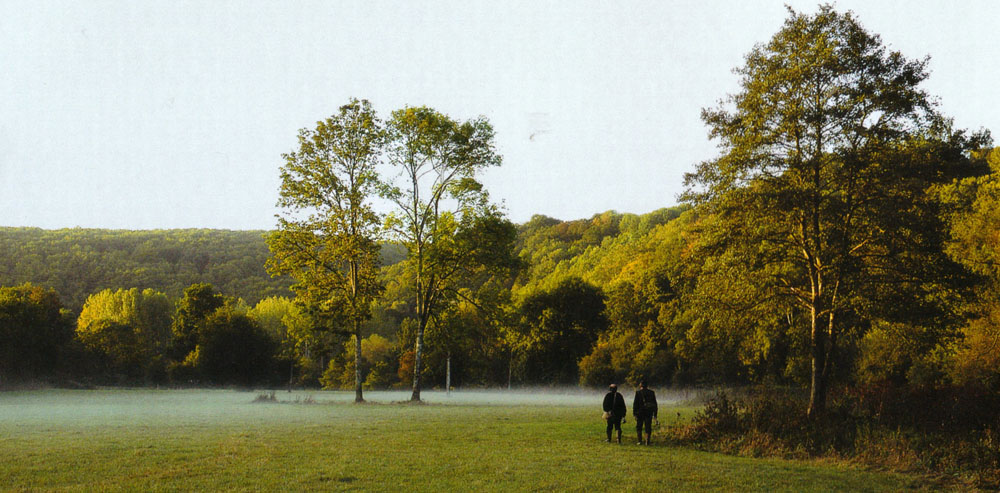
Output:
top-left (0, 228), bottom-right (290, 310)
top-left (0, 210), bottom-right (683, 313)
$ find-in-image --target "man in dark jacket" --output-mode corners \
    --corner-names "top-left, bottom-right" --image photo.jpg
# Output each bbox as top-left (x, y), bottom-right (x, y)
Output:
top-left (632, 380), bottom-right (658, 445)
top-left (602, 383), bottom-right (627, 443)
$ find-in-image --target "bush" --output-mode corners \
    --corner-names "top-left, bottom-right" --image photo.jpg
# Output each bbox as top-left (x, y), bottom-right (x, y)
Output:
top-left (253, 391), bottom-right (277, 403)
top-left (689, 392), bottom-right (742, 438)
top-left (846, 382), bottom-right (1000, 433)
top-left (577, 341), bottom-right (617, 387)
top-left (668, 385), bottom-right (1000, 489)
top-left (364, 361), bottom-right (393, 389)
top-left (319, 358), bottom-right (350, 390)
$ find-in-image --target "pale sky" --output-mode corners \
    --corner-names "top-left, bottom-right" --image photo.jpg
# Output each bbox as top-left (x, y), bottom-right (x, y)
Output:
top-left (2, 1), bottom-right (997, 230)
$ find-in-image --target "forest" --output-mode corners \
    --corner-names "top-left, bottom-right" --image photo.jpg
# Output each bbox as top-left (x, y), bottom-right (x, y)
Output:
top-left (0, 208), bottom-right (690, 389)
top-left (3, 4), bottom-right (1000, 484)
top-left (0, 228), bottom-right (295, 310)
top-left (3, 178), bottom-right (999, 395)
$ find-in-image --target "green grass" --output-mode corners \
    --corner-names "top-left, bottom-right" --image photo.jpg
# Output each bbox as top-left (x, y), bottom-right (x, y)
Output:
top-left (0, 389), bottom-right (926, 491)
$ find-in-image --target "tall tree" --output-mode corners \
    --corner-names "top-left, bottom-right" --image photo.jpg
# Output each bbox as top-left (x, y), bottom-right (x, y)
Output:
top-left (682, 6), bottom-right (975, 416)
top-left (384, 106), bottom-right (504, 401)
top-left (267, 98), bottom-right (385, 403)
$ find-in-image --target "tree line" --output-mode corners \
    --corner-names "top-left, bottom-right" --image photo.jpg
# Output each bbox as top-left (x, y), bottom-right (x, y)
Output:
top-left (0, 206), bottom-right (688, 390)
top-left (4, 170), bottom-right (996, 397)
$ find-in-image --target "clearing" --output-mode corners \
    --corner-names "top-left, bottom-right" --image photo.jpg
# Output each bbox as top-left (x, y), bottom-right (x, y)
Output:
top-left (0, 389), bottom-right (925, 491)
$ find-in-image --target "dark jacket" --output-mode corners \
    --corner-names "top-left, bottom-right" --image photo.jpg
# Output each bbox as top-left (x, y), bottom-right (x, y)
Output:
top-left (603, 391), bottom-right (627, 419)
top-left (633, 388), bottom-right (658, 418)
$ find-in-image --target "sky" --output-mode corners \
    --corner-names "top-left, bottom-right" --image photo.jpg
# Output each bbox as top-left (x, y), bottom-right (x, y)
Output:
top-left (2, 1), bottom-right (998, 230)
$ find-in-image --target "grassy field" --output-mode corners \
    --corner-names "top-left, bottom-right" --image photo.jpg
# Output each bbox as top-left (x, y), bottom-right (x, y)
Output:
top-left (0, 389), bottom-right (927, 491)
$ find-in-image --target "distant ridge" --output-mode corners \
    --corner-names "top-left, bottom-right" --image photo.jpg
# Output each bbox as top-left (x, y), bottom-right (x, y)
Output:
top-left (0, 227), bottom-right (295, 310)
top-left (0, 207), bottom-right (685, 311)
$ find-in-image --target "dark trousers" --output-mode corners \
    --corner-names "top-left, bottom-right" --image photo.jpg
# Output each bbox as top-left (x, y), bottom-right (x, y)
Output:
top-left (636, 415), bottom-right (653, 436)
top-left (606, 416), bottom-right (622, 440)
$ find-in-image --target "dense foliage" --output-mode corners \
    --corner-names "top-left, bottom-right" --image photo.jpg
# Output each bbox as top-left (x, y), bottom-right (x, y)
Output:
top-left (0, 228), bottom-right (295, 311)
top-left (660, 6), bottom-right (1000, 488)
top-left (682, 5), bottom-right (981, 415)
top-left (4, 175), bottom-right (996, 392)
top-left (0, 284), bottom-right (74, 382)
top-left (268, 99), bottom-right (387, 402)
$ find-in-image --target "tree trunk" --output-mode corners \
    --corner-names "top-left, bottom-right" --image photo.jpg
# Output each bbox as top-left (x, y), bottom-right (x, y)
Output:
top-left (354, 318), bottom-right (364, 403)
top-left (806, 118), bottom-right (826, 418)
top-left (411, 322), bottom-right (425, 401)
top-left (410, 210), bottom-right (426, 402)
top-left (821, 311), bottom-right (836, 385)
top-left (507, 350), bottom-right (513, 390)
top-left (288, 359), bottom-right (293, 393)
top-left (446, 353), bottom-right (452, 397)
top-left (807, 304), bottom-right (827, 418)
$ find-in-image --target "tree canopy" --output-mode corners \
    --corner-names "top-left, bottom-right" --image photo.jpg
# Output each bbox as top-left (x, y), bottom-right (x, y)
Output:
top-left (383, 106), bottom-right (510, 401)
top-left (268, 98), bottom-right (386, 402)
top-left (682, 5), bottom-right (987, 416)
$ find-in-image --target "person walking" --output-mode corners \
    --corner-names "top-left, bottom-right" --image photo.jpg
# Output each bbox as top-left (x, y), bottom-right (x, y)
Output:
top-left (602, 383), bottom-right (627, 443)
top-left (632, 380), bottom-right (658, 445)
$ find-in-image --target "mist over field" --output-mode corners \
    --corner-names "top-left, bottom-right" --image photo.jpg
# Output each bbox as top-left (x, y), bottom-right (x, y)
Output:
top-left (0, 388), bottom-right (920, 491)
top-left (0, 387), bottom-right (696, 426)
top-left (319, 387), bottom-right (697, 407)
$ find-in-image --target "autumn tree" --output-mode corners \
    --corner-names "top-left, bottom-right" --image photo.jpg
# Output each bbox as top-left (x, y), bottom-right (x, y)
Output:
top-left (320, 333), bottom-right (397, 390)
top-left (268, 98), bottom-right (385, 403)
top-left (248, 296), bottom-right (313, 389)
top-left (76, 287), bottom-right (172, 379)
top-left (578, 270), bottom-right (678, 387)
top-left (384, 106), bottom-right (507, 401)
top-left (936, 148), bottom-right (1000, 385)
top-left (683, 6), bottom-right (977, 416)
top-left (424, 274), bottom-right (518, 391)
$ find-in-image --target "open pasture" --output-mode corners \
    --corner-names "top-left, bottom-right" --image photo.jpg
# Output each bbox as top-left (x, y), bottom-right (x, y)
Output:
top-left (1, 389), bottom-right (924, 491)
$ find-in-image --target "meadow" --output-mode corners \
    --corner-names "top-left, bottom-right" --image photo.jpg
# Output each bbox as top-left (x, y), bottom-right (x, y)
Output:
top-left (0, 389), bottom-right (927, 491)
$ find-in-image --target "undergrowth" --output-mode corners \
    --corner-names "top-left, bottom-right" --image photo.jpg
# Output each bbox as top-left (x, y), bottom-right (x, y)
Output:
top-left (665, 384), bottom-right (1000, 489)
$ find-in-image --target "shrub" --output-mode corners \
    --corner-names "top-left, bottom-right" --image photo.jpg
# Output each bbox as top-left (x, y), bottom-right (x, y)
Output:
top-left (689, 392), bottom-right (742, 439)
top-left (669, 385), bottom-right (1000, 489)
top-left (577, 341), bottom-right (616, 387)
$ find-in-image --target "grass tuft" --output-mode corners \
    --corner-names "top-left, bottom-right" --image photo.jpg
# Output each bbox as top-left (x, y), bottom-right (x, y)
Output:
top-left (252, 391), bottom-right (277, 403)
